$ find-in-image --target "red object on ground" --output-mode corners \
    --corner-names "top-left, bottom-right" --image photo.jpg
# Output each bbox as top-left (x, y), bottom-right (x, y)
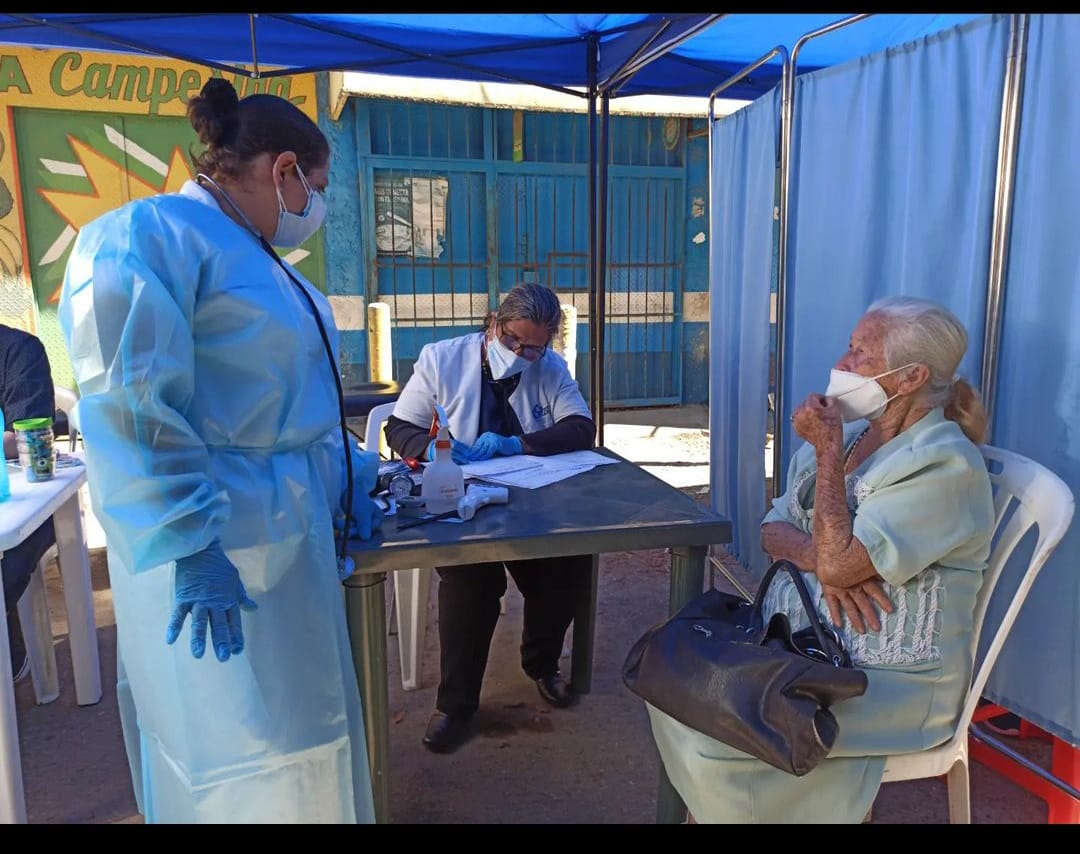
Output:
top-left (971, 702), bottom-right (1080, 824)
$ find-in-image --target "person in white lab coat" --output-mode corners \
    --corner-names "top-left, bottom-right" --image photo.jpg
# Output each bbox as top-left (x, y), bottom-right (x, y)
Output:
top-left (387, 283), bottom-right (595, 753)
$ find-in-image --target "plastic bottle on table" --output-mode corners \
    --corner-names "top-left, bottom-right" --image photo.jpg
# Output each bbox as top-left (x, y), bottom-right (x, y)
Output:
top-left (421, 422), bottom-right (464, 514)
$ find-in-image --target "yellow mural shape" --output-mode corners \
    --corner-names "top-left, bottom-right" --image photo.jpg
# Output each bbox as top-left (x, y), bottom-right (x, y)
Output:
top-left (0, 46), bottom-right (316, 328)
top-left (164, 147), bottom-right (193, 194)
top-left (41, 136), bottom-right (159, 228)
top-left (38, 137), bottom-right (194, 303)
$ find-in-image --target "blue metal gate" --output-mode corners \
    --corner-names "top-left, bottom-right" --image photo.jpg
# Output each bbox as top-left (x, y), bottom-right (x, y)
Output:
top-left (356, 98), bottom-right (686, 406)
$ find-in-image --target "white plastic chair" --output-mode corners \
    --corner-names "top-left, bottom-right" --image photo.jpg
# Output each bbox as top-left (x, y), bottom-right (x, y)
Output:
top-left (880, 444), bottom-right (1075, 823)
top-left (362, 402), bottom-right (507, 691)
top-left (53, 386), bottom-right (80, 452)
top-left (15, 385), bottom-right (82, 704)
top-left (361, 402), bottom-right (432, 692)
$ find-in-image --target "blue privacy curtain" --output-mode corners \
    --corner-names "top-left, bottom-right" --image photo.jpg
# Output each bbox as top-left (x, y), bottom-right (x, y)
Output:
top-left (981, 14), bottom-right (1080, 746)
top-left (777, 14), bottom-right (1009, 482)
top-left (708, 86), bottom-right (780, 575)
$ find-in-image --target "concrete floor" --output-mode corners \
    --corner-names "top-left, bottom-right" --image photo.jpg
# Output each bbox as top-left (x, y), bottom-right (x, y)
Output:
top-left (10, 403), bottom-right (1055, 823)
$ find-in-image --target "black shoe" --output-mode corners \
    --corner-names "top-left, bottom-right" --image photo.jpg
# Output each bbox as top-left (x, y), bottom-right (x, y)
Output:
top-left (422, 711), bottom-right (472, 754)
top-left (535, 672), bottom-right (574, 708)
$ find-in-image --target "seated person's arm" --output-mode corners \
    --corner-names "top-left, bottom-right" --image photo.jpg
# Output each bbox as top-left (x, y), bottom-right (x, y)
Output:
top-left (759, 438), bottom-right (817, 571)
top-left (516, 363), bottom-right (595, 456)
top-left (4, 334), bottom-right (55, 461)
top-left (761, 521), bottom-right (817, 572)
top-left (384, 413), bottom-right (434, 461)
top-left (812, 439), bottom-right (879, 588)
top-left (810, 448), bottom-right (894, 633)
top-left (519, 414), bottom-right (595, 457)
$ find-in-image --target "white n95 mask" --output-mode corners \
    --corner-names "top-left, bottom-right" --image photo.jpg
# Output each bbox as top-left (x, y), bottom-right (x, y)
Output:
top-left (272, 164), bottom-right (326, 248)
top-left (487, 335), bottom-right (532, 380)
top-left (825, 363), bottom-right (916, 422)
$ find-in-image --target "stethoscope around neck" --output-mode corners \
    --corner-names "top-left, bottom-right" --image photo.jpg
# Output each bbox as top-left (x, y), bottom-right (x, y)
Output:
top-left (196, 173), bottom-right (358, 577)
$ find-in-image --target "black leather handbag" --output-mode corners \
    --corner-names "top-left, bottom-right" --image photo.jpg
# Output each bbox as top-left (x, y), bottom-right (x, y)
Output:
top-left (623, 559), bottom-right (868, 776)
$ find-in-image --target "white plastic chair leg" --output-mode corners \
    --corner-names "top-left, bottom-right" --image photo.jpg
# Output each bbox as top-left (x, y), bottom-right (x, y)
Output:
top-left (0, 555), bottom-right (28, 823)
top-left (52, 493), bottom-right (101, 705)
top-left (393, 568), bottom-right (432, 691)
top-left (946, 758), bottom-right (971, 824)
top-left (16, 558), bottom-right (59, 705)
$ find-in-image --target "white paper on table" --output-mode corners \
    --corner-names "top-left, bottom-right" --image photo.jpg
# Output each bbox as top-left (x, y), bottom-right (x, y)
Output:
top-left (458, 456), bottom-right (545, 480)
top-left (460, 450), bottom-right (619, 489)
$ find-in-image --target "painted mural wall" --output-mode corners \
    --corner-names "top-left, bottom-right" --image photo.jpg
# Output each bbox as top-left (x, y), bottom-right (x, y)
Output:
top-left (0, 47), bottom-right (321, 390)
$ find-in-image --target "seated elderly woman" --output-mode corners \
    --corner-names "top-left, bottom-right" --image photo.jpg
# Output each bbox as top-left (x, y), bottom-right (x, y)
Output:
top-left (647, 295), bottom-right (995, 823)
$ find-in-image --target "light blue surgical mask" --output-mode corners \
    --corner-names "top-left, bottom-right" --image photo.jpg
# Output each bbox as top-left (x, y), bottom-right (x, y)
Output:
top-left (272, 164), bottom-right (326, 248)
top-left (487, 335), bottom-right (532, 380)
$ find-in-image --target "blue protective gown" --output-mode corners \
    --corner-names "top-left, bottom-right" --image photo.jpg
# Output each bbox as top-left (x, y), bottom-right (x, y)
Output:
top-left (58, 180), bottom-right (377, 823)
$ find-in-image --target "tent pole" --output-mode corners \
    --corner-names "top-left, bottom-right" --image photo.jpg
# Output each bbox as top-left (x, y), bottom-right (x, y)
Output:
top-left (606, 15), bottom-right (725, 94)
top-left (599, 19), bottom-right (673, 92)
top-left (249, 13), bottom-right (260, 78)
top-left (587, 36), bottom-right (601, 437)
top-left (980, 13), bottom-right (1029, 438)
top-left (708, 47), bottom-right (786, 104)
top-left (774, 13), bottom-right (872, 497)
top-left (595, 91), bottom-right (611, 446)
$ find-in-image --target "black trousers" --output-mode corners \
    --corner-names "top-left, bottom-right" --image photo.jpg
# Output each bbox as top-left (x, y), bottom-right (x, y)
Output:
top-left (434, 554), bottom-right (591, 717)
top-left (4, 517), bottom-right (56, 669)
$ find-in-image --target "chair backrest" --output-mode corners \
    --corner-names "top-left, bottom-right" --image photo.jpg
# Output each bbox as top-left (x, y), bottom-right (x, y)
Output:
top-left (54, 385), bottom-right (80, 451)
top-left (363, 401), bottom-right (399, 459)
top-left (954, 444), bottom-right (1075, 739)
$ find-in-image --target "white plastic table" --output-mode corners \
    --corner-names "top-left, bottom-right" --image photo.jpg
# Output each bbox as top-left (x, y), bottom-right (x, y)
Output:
top-left (0, 456), bottom-right (101, 823)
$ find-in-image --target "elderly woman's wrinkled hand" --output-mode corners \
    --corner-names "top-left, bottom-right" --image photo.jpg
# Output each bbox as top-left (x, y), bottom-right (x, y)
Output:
top-left (792, 392), bottom-right (844, 452)
top-left (820, 578), bottom-right (894, 634)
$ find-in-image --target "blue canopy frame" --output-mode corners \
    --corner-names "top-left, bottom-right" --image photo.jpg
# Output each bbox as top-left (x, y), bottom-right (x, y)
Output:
top-left (0, 12), bottom-right (982, 441)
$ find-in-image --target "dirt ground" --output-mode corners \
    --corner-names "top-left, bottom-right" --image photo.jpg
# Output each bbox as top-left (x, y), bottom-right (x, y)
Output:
top-left (9, 406), bottom-right (1057, 824)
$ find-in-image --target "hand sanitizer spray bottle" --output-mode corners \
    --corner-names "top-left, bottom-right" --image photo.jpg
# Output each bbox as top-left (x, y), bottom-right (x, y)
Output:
top-left (421, 404), bottom-right (464, 514)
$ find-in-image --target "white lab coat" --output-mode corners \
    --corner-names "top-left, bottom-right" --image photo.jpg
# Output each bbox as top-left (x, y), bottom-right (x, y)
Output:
top-left (392, 331), bottom-right (591, 444)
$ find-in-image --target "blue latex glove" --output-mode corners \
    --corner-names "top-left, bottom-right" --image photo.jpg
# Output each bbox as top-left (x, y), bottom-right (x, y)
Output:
top-left (466, 432), bottom-right (523, 462)
top-left (426, 437), bottom-right (472, 465)
top-left (166, 540), bottom-right (258, 662)
top-left (335, 491), bottom-right (385, 541)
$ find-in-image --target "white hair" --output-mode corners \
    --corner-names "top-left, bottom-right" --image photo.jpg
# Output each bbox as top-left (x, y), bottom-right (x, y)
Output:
top-left (496, 282), bottom-right (562, 335)
top-left (866, 295), bottom-right (968, 408)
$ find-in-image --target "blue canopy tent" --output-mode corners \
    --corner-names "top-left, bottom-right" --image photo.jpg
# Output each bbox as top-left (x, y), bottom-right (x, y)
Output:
top-left (0, 13), bottom-right (981, 441)
top-left (5, 13), bottom-right (1070, 824)
top-left (0, 14), bottom-right (979, 98)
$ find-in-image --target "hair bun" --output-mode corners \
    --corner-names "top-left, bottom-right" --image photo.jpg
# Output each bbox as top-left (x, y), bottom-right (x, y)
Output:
top-left (188, 78), bottom-right (240, 147)
top-left (201, 77), bottom-right (240, 115)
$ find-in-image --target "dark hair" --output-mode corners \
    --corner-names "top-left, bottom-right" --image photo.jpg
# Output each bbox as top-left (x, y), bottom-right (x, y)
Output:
top-left (187, 77), bottom-right (329, 180)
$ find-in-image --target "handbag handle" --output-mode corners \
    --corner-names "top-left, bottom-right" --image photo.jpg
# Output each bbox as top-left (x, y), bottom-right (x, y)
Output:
top-left (751, 560), bottom-right (843, 665)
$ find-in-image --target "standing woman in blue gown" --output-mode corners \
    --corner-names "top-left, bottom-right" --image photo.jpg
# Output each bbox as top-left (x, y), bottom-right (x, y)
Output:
top-left (59, 78), bottom-right (382, 823)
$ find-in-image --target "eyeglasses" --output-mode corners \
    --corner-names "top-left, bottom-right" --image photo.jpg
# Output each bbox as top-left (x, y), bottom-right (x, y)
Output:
top-left (498, 324), bottom-right (548, 361)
